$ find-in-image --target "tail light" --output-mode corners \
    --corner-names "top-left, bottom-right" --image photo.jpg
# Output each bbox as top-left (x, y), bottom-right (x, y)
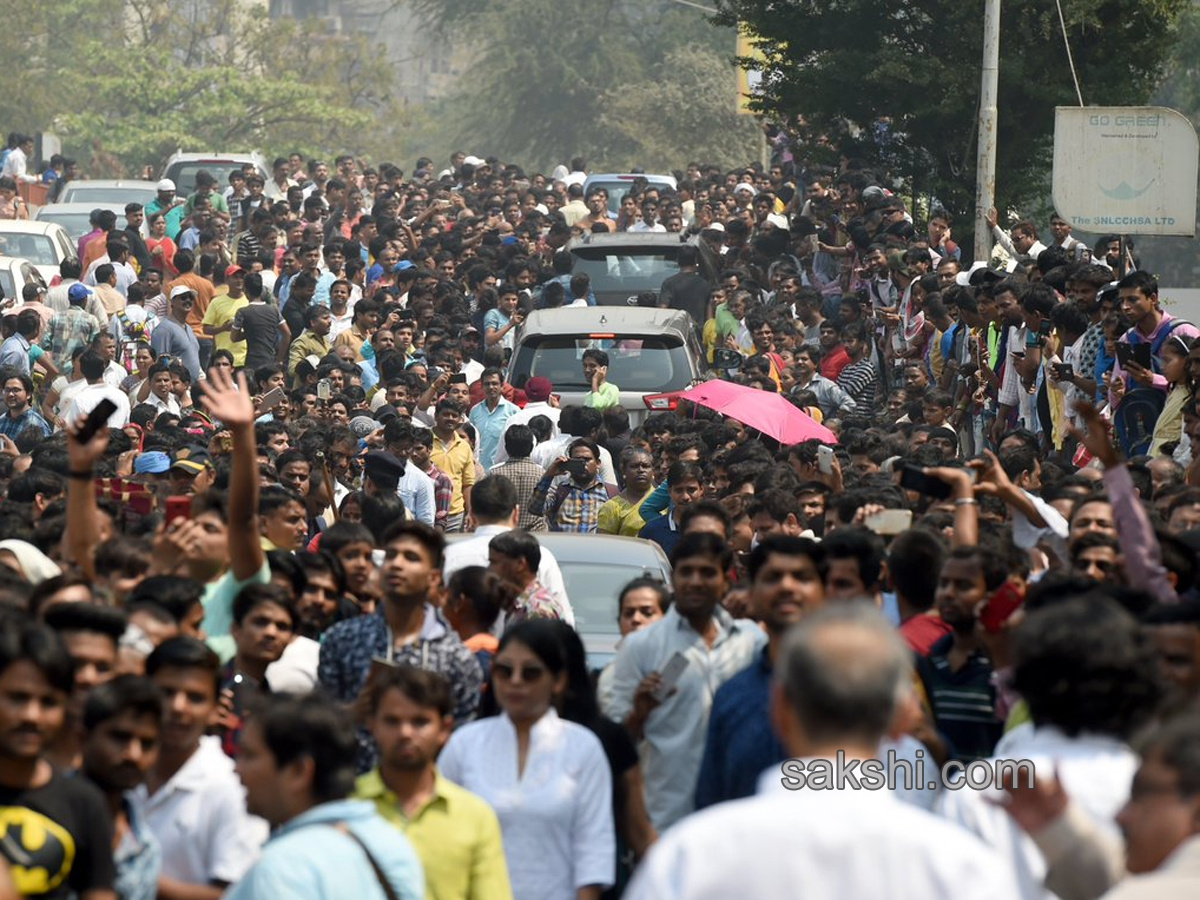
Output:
top-left (644, 394), bottom-right (678, 411)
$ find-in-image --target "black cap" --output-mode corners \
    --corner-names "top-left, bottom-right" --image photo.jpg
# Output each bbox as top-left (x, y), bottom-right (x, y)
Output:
top-left (363, 450), bottom-right (405, 488)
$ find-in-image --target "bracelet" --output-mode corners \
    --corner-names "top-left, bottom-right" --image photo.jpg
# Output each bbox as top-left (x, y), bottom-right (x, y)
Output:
top-left (955, 497), bottom-right (978, 506)
top-left (68, 470), bottom-right (95, 481)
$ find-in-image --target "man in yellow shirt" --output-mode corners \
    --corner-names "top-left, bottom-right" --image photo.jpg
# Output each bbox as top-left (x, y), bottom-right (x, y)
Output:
top-left (202, 265), bottom-right (250, 367)
top-left (430, 398), bottom-right (476, 532)
top-left (355, 666), bottom-right (513, 900)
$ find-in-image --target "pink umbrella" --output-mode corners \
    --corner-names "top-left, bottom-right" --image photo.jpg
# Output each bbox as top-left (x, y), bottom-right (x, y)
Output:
top-left (654, 380), bottom-right (838, 445)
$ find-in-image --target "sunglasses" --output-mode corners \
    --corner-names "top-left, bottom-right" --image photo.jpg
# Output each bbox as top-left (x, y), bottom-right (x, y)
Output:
top-left (492, 662), bottom-right (547, 683)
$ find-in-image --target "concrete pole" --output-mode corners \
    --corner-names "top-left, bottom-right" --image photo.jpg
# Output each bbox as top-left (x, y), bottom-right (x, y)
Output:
top-left (974, 0), bottom-right (1001, 262)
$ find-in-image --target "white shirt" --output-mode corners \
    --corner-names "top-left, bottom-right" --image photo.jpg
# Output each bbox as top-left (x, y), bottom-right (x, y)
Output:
top-left (142, 390), bottom-right (182, 416)
top-left (102, 359), bottom-right (126, 390)
top-left (442, 523), bottom-right (574, 625)
top-left (602, 606), bottom-right (767, 831)
top-left (629, 221), bottom-right (666, 233)
top-left (532, 434), bottom-right (617, 486)
top-left (1, 146), bottom-right (34, 183)
top-left (938, 726), bottom-right (1137, 900)
top-left (396, 463), bottom-right (436, 526)
top-left (266, 635), bottom-right (321, 693)
top-left (491, 401), bottom-right (562, 465)
top-left (439, 709), bottom-right (614, 899)
top-left (84, 256), bottom-right (139, 297)
top-left (133, 735), bottom-right (267, 885)
top-left (61, 382), bottom-right (131, 428)
top-left (627, 766), bottom-right (1019, 900)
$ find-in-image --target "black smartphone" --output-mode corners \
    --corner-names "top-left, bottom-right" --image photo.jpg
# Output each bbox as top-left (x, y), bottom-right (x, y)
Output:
top-left (899, 464), bottom-right (953, 500)
top-left (1117, 343), bottom-right (1152, 370)
top-left (1057, 362), bottom-right (1074, 379)
top-left (563, 459), bottom-right (589, 480)
top-left (75, 399), bottom-right (118, 444)
top-left (1039, 318), bottom-right (1053, 337)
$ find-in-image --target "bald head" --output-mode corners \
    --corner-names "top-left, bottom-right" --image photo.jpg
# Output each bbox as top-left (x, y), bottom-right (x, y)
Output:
top-left (776, 602), bottom-right (909, 751)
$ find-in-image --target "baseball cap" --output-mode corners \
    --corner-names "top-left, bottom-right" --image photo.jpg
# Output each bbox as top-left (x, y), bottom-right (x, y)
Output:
top-left (225, 264), bottom-right (245, 278)
top-left (463, 156), bottom-right (485, 167)
top-left (702, 222), bottom-right (726, 233)
top-left (765, 213), bottom-right (789, 230)
top-left (156, 178), bottom-right (176, 192)
top-left (170, 285), bottom-right (196, 300)
top-left (363, 450), bottom-right (406, 488)
top-left (349, 416), bottom-right (378, 438)
top-left (67, 283), bottom-right (91, 304)
top-left (171, 446), bottom-right (213, 474)
top-left (133, 451), bottom-right (170, 475)
top-left (524, 376), bottom-right (554, 402)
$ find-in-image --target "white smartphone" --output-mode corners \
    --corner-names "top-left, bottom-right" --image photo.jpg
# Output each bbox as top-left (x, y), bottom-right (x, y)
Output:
top-left (653, 651), bottom-right (690, 702)
top-left (816, 445), bottom-right (835, 475)
top-left (864, 509), bottom-right (914, 536)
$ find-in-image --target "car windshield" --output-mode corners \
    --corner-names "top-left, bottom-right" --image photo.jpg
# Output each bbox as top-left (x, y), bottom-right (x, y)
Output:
top-left (0, 234), bottom-right (57, 266)
top-left (560, 562), bottom-right (657, 639)
top-left (166, 163), bottom-right (248, 197)
top-left (36, 212), bottom-right (94, 241)
top-left (571, 248), bottom-right (681, 294)
top-left (511, 335), bottom-right (693, 392)
top-left (61, 186), bottom-right (156, 205)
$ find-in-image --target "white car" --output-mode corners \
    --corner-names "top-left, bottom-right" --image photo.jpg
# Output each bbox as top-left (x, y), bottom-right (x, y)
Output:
top-left (0, 257), bottom-right (47, 306)
top-left (34, 202), bottom-right (128, 243)
top-left (57, 179), bottom-right (159, 208)
top-left (0, 220), bottom-right (79, 282)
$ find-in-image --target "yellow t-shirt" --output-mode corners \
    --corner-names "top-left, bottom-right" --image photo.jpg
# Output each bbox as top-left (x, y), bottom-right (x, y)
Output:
top-left (353, 769), bottom-right (513, 900)
top-left (597, 490), bottom-right (651, 536)
top-left (201, 291), bottom-right (249, 366)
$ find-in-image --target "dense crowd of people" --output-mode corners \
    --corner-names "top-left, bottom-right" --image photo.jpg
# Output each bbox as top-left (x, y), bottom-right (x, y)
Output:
top-left (0, 143), bottom-right (1197, 899)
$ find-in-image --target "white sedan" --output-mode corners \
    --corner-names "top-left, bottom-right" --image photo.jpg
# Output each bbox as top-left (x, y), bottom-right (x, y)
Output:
top-left (0, 220), bottom-right (77, 282)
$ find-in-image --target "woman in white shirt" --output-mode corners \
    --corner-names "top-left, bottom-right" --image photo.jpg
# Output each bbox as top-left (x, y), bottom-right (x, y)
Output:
top-left (439, 619), bottom-right (615, 900)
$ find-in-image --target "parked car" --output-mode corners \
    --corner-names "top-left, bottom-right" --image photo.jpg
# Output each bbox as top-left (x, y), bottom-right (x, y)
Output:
top-left (57, 179), bottom-right (159, 208)
top-left (162, 152), bottom-right (268, 197)
top-left (0, 257), bottom-right (47, 306)
top-left (582, 172), bottom-right (678, 215)
top-left (564, 231), bottom-right (719, 307)
top-left (447, 532), bottom-right (672, 669)
top-left (507, 306), bottom-right (707, 427)
top-left (0, 221), bottom-right (78, 282)
top-left (34, 202), bottom-right (127, 242)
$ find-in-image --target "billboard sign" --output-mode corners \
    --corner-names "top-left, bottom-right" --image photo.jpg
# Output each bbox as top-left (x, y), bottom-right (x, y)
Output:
top-left (1052, 106), bottom-right (1198, 237)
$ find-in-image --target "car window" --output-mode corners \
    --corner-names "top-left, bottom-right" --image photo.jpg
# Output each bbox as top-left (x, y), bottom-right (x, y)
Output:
top-left (166, 163), bottom-right (252, 197)
top-left (571, 248), bottom-right (681, 294)
top-left (510, 335), bottom-right (693, 392)
top-left (36, 213), bottom-right (93, 241)
top-left (559, 561), bottom-right (666, 638)
top-left (0, 233), bottom-right (58, 266)
top-left (61, 186), bottom-right (157, 206)
top-left (0, 270), bottom-right (14, 302)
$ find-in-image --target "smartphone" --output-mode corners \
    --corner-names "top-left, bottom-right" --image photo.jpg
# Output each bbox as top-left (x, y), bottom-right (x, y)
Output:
top-left (816, 445), bottom-right (835, 475)
top-left (979, 581), bottom-right (1024, 633)
top-left (1117, 342), bottom-right (1152, 370)
top-left (864, 508), bottom-right (914, 536)
top-left (653, 651), bottom-right (690, 702)
top-left (317, 378), bottom-right (332, 401)
top-left (1056, 362), bottom-right (1074, 380)
top-left (75, 398), bottom-right (118, 444)
top-left (164, 495), bottom-right (192, 527)
top-left (899, 464), bottom-right (953, 500)
top-left (1038, 318), bottom-right (1053, 337)
top-left (259, 387), bottom-right (286, 411)
top-left (563, 459), bottom-right (589, 480)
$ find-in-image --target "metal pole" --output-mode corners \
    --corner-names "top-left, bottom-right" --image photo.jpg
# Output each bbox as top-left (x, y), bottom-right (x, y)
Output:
top-left (974, 0), bottom-right (1001, 262)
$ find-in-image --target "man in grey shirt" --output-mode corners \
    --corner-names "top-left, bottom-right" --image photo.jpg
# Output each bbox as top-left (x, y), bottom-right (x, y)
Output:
top-left (151, 286), bottom-right (202, 381)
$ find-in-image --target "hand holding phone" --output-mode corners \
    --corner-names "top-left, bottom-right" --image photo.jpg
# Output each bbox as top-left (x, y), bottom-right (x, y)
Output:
top-left (899, 464), bottom-right (953, 500)
top-left (653, 652), bottom-right (689, 702)
top-left (75, 399), bottom-right (118, 444)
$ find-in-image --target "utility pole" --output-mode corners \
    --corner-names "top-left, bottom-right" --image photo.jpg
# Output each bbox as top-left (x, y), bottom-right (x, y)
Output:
top-left (974, 0), bottom-right (1001, 262)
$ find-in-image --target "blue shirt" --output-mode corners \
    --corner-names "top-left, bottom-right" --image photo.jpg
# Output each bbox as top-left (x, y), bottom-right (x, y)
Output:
top-left (468, 397), bottom-right (518, 469)
top-left (638, 512), bottom-right (681, 557)
top-left (225, 799), bottom-right (423, 900)
top-left (694, 646), bottom-right (785, 810)
top-left (0, 406), bottom-right (51, 440)
top-left (0, 333), bottom-right (31, 374)
top-left (115, 794), bottom-right (161, 900)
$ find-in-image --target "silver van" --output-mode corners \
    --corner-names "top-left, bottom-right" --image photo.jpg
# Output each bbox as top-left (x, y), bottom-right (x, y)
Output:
top-left (506, 306), bottom-right (706, 426)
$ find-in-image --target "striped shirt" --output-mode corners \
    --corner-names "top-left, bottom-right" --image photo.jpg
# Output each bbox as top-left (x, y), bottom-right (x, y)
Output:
top-left (915, 634), bottom-right (1002, 762)
top-left (837, 357), bottom-right (878, 415)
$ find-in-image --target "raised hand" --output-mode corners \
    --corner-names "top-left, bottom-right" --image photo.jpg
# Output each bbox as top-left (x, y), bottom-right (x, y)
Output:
top-left (198, 368), bottom-right (255, 428)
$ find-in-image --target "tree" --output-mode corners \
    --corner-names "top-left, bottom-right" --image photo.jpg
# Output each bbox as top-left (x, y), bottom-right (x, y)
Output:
top-left (716, 0), bottom-right (1189, 231)
top-left (1, 0), bottom-right (404, 176)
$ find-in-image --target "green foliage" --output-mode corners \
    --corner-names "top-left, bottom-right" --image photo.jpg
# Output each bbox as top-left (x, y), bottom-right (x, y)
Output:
top-left (407, 0), bottom-right (756, 172)
top-left (2, 0), bottom-right (403, 175)
top-left (716, 0), bottom-right (1189, 226)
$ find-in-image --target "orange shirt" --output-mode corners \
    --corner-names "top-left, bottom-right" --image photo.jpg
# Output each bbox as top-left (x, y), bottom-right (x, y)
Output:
top-left (165, 272), bottom-right (216, 338)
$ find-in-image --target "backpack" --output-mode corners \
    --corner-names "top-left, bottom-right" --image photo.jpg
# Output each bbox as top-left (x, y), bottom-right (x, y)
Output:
top-left (1125, 317), bottom-right (1193, 375)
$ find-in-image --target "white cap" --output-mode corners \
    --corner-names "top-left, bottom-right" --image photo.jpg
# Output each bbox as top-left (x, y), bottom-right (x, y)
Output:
top-left (703, 221), bottom-right (726, 233)
top-left (463, 156), bottom-right (485, 167)
top-left (732, 183), bottom-right (757, 195)
top-left (765, 213), bottom-right (789, 229)
top-left (156, 178), bottom-right (176, 192)
top-left (169, 285), bottom-right (195, 300)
